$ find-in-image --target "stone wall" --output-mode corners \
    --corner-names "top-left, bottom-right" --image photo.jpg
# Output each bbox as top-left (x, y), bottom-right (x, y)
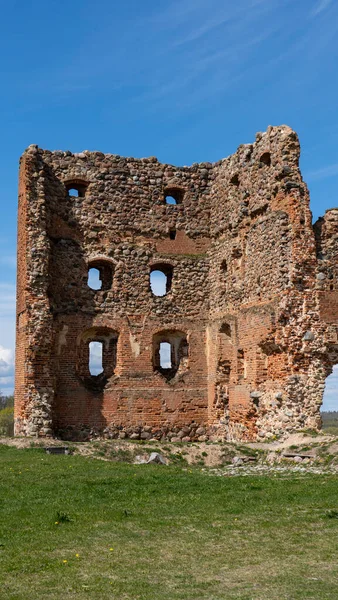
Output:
top-left (14, 125), bottom-right (338, 441)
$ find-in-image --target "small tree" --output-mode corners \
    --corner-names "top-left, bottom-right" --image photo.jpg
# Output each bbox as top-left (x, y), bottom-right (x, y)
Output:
top-left (0, 392), bottom-right (14, 436)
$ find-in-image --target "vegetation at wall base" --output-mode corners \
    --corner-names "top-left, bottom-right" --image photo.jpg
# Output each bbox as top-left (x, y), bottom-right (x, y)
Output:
top-left (1, 445), bottom-right (338, 599)
top-left (0, 392), bottom-right (14, 436)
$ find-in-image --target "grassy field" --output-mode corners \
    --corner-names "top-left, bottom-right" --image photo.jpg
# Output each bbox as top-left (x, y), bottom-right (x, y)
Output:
top-left (1, 445), bottom-right (338, 599)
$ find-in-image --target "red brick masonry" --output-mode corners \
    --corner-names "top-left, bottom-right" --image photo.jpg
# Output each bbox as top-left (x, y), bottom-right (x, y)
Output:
top-left (14, 126), bottom-right (338, 441)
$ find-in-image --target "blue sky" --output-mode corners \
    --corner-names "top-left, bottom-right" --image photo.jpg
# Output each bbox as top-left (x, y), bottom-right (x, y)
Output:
top-left (1, 0), bottom-right (338, 408)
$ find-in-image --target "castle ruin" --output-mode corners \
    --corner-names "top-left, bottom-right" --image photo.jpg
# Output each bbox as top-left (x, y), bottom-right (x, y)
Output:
top-left (14, 125), bottom-right (338, 441)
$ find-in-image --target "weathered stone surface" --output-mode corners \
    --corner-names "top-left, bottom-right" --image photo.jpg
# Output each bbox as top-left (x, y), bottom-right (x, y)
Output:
top-left (14, 125), bottom-right (338, 442)
top-left (147, 452), bottom-right (167, 465)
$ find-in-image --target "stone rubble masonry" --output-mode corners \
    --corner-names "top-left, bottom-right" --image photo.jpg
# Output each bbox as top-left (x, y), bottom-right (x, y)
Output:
top-left (14, 125), bottom-right (338, 441)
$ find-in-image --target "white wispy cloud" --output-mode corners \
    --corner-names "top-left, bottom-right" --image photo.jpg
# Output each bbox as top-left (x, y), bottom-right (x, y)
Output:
top-left (311, 0), bottom-right (333, 17)
top-left (305, 163), bottom-right (338, 182)
top-left (129, 0), bottom-right (280, 115)
top-left (0, 280), bottom-right (16, 392)
top-left (0, 345), bottom-right (14, 395)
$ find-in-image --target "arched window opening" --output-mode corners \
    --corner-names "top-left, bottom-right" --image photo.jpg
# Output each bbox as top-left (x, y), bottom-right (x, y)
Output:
top-left (221, 259), bottom-right (228, 275)
top-left (230, 174), bottom-right (240, 187)
top-left (220, 322), bottom-right (231, 337)
top-left (321, 365), bottom-right (338, 432)
top-left (150, 264), bottom-right (173, 296)
top-left (89, 341), bottom-right (103, 376)
top-left (153, 330), bottom-right (189, 381)
top-left (88, 268), bottom-right (102, 291)
top-left (65, 182), bottom-right (87, 198)
top-left (87, 260), bottom-right (114, 291)
top-left (169, 229), bottom-right (177, 240)
top-left (260, 152), bottom-right (271, 166)
top-left (164, 188), bottom-right (184, 205)
top-left (77, 328), bottom-right (119, 391)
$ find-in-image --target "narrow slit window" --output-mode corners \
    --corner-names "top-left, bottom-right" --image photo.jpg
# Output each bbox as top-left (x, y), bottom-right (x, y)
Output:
top-left (89, 341), bottom-right (103, 376)
top-left (169, 229), bottom-right (176, 240)
top-left (88, 268), bottom-right (102, 290)
top-left (221, 259), bottom-right (228, 274)
top-left (160, 342), bottom-right (172, 369)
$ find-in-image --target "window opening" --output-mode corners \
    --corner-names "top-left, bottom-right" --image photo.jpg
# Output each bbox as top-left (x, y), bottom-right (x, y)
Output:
top-left (232, 247), bottom-right (242, 259)
top-left (220, 322), bottom-right (231, 337)
top-left (169, 229), bottom-right (177, 240)
top-left (89, 341), bottom-right (103, 376)
top-left (66, 182), bottom-right (87, 198)
top-left (221, 259), bottom-right (228, 274)
top-left (230, 174), bottom-right (240, 186)
top-left (88, 268), bottom-right (102, 291)
top-left (164, 188), bottom-right (184, 205)
top-left (153, 330), bottom-right (188, 381)
top-left (150, 264), bottom-right (173, 296)
top-left (260, 152), bottom-right (271, 166)
top-left (87, 261), bottom-right (113, 291)
top-left (165, 196), bottom-right (177, 205)
top-left (150, 271), bottom-right (167, 296)
top-left (160, 342), bottom-right (172, 368)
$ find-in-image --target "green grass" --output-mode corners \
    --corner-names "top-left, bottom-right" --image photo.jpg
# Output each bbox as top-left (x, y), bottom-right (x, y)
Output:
top-left (1, 446), bottom-right (338, 599)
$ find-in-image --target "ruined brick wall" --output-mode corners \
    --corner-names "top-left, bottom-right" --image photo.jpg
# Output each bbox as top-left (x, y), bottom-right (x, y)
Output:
top-left (15, 125), bottom-right (338, 441)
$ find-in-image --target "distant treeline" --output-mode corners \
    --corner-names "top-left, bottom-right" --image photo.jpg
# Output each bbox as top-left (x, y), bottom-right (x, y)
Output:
top-left (0, 393), bottom-right (13, 410)
top-left (321, 411), bottom-right (338, 419)
top-left (321, 411), bottom-right (338, 433)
